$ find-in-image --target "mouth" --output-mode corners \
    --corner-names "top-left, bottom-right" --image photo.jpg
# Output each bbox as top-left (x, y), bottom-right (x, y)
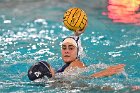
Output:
top-left (64, 55), bottom-right (70, 57)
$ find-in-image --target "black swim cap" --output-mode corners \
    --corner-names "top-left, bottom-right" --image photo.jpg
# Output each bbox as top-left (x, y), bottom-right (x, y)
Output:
top-left (28, 61), bottom-right (52, 81)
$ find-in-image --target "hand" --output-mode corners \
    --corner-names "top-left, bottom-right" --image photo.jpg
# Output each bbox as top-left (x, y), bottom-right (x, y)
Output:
top-left (74, 29), bottom-right (85, 36)
top-left (106, 64), bottom-right (125, 75)
top-left (91, 64), bottom-right (125, 78)
top-left (74, 21), bottom-right (88, 36)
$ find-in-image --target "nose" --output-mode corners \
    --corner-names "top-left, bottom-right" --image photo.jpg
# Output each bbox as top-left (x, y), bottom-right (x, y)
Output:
top-left (65, 50), bottom-right (69, 54)
top-left (64, 49), bottom-right (70, 54)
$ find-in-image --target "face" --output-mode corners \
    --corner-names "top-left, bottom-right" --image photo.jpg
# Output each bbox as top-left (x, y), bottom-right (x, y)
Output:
top-left (61, 42), bottom-right (78, 63)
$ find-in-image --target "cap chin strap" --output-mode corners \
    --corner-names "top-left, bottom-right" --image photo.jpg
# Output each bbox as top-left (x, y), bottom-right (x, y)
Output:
top-left (76, 37), bottom-right (80, 59)
top-left (77, 46), bottom-right (80, 59)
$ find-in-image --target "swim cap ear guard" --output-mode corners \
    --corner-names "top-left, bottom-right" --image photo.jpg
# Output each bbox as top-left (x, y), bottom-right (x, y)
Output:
top-left (28, 61), bottom-right (52, 81)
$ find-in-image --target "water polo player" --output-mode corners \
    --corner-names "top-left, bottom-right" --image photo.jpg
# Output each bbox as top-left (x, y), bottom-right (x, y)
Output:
top-left (28, 32), bottom-right (125, 81)
top-left (28, 8), bottom-right (125, 80)
top-left (57, 36), bottom-right (86, 73)
top-left (57, 34), bottom-right (125, 77)
top-left (28, 61), bottom-right (55, 81)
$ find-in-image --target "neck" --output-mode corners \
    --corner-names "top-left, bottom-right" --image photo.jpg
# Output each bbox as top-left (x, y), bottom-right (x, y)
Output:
top-left (65, 58), bottom-right (79, 64)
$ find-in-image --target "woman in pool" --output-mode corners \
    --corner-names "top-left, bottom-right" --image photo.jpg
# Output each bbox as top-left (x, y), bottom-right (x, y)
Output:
top-left (28, 29), bottom-right (125, 80)
top-left (56, 30), bottom-right (125, 77)
top-left (28, 28), bottom-right (140, 91)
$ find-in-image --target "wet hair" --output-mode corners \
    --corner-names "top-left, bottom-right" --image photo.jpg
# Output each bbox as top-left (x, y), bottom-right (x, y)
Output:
top-left (28, 61), bottom-right (52, 81)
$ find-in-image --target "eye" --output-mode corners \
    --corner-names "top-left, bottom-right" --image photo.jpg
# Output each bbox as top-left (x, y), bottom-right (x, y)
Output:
top-left (62, 46), bottom-right (66, 50)
top-left (69, 47), bottom-right (74, 50)
top-left (69, 48), bottom-right (73, 50)
top-left (62, 47), bottom-right (66, 50)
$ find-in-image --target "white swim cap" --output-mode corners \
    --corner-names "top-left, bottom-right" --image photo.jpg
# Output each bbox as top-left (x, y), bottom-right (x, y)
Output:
top-left (62, 37), bottom-right (78, 47)
top-left (61, 36), bottom-right (85, 59)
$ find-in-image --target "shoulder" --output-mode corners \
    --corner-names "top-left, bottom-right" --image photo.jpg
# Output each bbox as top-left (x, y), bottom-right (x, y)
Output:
top-left (69, 59), bottom-right (85, 68)
top-left (63, 59), bottom-right (85, 74)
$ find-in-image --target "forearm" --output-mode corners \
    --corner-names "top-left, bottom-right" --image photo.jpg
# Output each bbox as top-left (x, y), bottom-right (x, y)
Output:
top-left (91, 69), bottom-right (113, 78)
top-left (91, 64), bottom-right (125, 78)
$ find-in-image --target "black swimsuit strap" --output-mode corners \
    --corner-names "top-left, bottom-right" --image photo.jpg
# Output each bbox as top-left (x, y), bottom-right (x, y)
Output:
top-left (56, 63), bottom-right (70, 73)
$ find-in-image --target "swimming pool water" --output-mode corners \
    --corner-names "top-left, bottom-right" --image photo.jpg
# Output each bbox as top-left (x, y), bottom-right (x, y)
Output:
top-left (0, 0), bottom-right (140, 93)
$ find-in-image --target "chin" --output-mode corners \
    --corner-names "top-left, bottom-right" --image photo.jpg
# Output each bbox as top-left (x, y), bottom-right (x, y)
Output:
top-left (63, 58), bottom-right (72, 63)
top-left (64, 59), bottom-right (71, 63)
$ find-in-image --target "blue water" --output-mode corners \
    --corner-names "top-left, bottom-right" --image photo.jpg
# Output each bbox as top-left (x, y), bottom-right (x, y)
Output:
top-left (0, 0), bottom-right (140, 93)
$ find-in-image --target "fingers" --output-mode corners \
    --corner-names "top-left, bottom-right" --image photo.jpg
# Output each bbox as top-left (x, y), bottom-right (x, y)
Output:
top-left (107, 64), bottom-right (126, 75)
top-left (74, 29), bottom-right (84, 36)
top-left (74, 21), bottom-right (87, 36)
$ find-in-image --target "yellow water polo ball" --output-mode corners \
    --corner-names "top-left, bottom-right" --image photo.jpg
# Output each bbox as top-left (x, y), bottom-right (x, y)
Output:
top-left (63, 7), bottom-right (88, 31)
